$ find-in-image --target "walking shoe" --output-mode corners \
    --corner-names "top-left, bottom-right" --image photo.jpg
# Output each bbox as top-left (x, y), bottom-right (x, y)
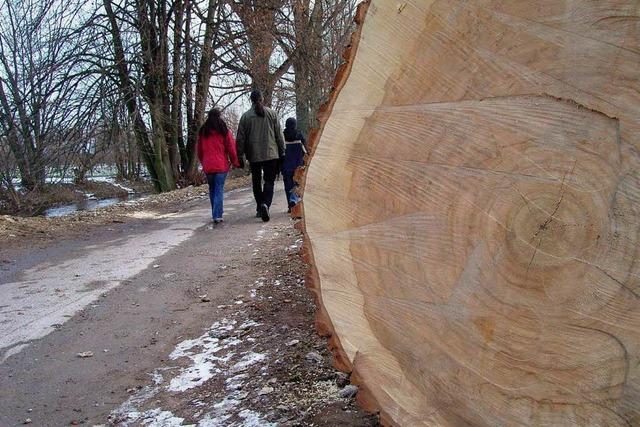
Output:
top-left (259, 203), bottom-right (270, 222)
top-left (255, 211), bottom-right (261, 218)
top-left (214, 218), bottom-right (223, 224)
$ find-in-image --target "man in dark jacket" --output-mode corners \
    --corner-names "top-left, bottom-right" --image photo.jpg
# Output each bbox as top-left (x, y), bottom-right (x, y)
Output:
top-left (236, 90), bottom-right (285, 222)
top-left (281, 117), bottom-right (306, 212)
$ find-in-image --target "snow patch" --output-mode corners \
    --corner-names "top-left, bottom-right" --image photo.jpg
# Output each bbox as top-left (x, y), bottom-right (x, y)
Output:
top-left (239, 320), bottom-right (260, 330)
top-left (225, 373), bottom-right (248, 391)
top-left (111, 407), bottom-right (189, 426)
top-left (232, 352), bottom-right (267, 372)
top-left (238, 409), bottom-right (277, 427)
top-left (110, 383), bottom-right (163, 425)
top-left (110, 307), bottom-right (273, 426)
top-left (197, 396), bottom-right (240, 426)
top-left (198, 394), bottom-right (274, 427)
top-left (140, 408), bottom-right (188, 426)
top-left (168, 319), bottom-right (240, 392)
top-left (88, 175), bottom-right (135, 193)
top-left (151, 371), bottom-right (164, 385)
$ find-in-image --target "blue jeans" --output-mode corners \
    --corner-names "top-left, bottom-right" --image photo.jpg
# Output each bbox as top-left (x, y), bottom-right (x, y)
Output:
top-left (206, 172), bottom-right (227, 219)
top-left (283, 172), bottom-right (296, 208)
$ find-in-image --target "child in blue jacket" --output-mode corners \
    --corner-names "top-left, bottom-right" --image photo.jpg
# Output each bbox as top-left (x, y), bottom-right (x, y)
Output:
top-left (281, 117), bottom-right (306, 212)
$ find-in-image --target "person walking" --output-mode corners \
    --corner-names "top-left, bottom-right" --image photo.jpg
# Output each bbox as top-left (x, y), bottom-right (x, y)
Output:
top-left (282, 117), bottom-right (306, 212)
top-left (236, 89), bottom-right (285, 222)
top-left (197, 107), bottom-right (241, 224)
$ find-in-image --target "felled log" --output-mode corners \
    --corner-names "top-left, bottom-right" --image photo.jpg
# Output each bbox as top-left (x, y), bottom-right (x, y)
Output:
top-left (297, 1), bottom-right (640, 426)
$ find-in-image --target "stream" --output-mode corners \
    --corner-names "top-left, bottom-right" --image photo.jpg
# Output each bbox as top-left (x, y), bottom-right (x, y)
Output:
top-left (43, 193), bottom-right (146, 218)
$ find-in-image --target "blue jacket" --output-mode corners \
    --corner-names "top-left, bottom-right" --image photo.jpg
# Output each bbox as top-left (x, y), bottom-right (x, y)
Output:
top-left (282, 120), bottom-right (306, 174)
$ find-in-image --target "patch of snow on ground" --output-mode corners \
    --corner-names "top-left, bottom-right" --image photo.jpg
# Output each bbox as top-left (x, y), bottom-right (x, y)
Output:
top-left (232, 352), bottom-right (267, 372)
top-left (88, 176), bottom-right (136, 193)
top-left (239, 320), bottom-right (260, 330)
top-left (197, 396), bottom-right (241, 426)
top-left (168, 354), bottom-right (223, 392)
top-left (168, 319), bottom-right (240, 392)
top-left (225, 373), bottom-right (248, 391)
top-left (151, 371), bottom-right (164, 385)
top-left (110, 315), bottom-right (272, 426)
top-left (140, 408), bottom-right (189, 426)
top-left (254, 228), bottom-right (266, 241)
top-left (238, 409), bottom-right (277, 427)
top-left (110, 383), bottom-right (163, 426)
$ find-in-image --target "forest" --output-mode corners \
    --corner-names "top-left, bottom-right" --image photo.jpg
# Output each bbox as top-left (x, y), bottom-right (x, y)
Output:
top-left (0, 0), bottom-right (356, 214)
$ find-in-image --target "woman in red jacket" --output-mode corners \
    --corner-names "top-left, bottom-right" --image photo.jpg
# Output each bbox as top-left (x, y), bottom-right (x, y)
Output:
top-left (197, 108), bottom-right (241, 224)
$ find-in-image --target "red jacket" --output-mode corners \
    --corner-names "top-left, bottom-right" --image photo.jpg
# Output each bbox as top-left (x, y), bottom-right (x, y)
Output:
top-left (197, 129), bottom-right (240, 173)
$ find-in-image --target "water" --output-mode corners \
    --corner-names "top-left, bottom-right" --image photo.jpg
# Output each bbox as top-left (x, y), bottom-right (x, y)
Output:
top-left (44, 194), bottom-right (144, 218)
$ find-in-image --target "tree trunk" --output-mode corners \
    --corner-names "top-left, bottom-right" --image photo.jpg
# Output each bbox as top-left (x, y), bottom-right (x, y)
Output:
top-left (148, 100), bottom-right (175, 191)
top-left (0, 73), bottom-right (39, 189)
top-left (169, 0), bottom-right (185, 180)
top-left (137, 0), bottom-right (177, 191)
top-left (103, 0), bottom-right (162, 192)
top-left (181, 0), bottom-right (193, 173)
top-left (229, 0), bottom-right (290, 109)
top-left (290, 0), bottom-right (316, 135)
top-left (293, 74), bottom-right (309, 135)
top-left (299, 1), bottom-right (640, 426)
top-left (185, 0), bottom-right (218, 179)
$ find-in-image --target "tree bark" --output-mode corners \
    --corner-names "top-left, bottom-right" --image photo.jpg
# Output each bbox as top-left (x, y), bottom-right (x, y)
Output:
top-left (181, 0), bottom-right (193, 173)
top-left (169, 0), bottom-right (185, 180)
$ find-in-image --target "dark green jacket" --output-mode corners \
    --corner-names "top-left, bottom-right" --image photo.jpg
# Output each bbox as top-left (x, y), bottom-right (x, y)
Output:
top-left (236, 106), bottom-right (285, 163)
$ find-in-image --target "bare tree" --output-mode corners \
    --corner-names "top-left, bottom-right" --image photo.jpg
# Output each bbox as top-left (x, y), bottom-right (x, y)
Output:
top-left (277, 0), bottom-right (356, 134)
top-left (102, 0), bottom-right (239, 186)
top-left (0, 0), bottom-right (101, 189)
top-left (102, 0), bottom-right (178, 191)
top-left (183, 0), bottom-right (230, 179)
top-left (215, 0), bottom-right (356, 133)
top-left (0, 0), bottom-right (357, 201)
top-left (219, 0), bottom-right (291, 106)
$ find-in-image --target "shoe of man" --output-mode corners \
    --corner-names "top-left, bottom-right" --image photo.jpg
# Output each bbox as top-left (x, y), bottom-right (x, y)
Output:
top-left (259, 203), bottom-right (270, 222)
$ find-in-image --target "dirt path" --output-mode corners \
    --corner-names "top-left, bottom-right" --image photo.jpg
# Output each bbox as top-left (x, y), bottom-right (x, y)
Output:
top-left (0, 186), bottom-right (378, 426)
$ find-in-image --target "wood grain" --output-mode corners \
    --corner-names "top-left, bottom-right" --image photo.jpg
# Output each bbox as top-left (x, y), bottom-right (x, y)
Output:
top-left (299, 1), bottom-right (640, 426)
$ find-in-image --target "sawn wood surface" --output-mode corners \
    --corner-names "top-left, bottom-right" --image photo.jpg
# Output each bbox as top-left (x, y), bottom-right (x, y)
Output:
top-left (300, 1), bottom-right (640, 426)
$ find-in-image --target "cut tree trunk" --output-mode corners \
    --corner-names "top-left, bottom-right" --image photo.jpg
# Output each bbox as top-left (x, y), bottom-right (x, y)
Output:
top-left (298, 1), bottom-right (640, 426)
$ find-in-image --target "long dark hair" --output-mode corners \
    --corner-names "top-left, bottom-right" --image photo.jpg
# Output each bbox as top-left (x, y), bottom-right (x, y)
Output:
top-left (199, 107), bottom-right (228, 138)
top-left (250, 89), bottom-right (265, 117)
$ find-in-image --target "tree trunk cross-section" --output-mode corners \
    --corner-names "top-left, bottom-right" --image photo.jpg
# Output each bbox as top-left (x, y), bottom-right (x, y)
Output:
top-left (297, 1), bottom-right (640, 426)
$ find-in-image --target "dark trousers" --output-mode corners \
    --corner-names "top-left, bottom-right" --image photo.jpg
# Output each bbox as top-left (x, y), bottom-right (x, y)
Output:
top-left (283, 171), bottom-right (296, 208)
top-left (250, 159), bottom-right (278, 210)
